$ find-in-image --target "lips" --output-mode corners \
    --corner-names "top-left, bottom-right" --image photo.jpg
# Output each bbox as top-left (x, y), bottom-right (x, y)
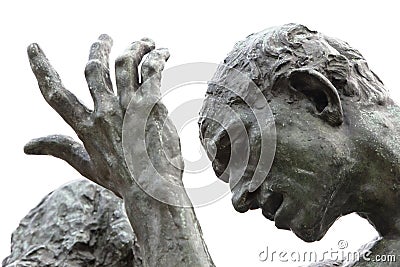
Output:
top-left (231, 178), bottom-right (284, 217)
top-left (258, 190), bottom-right (283, 221)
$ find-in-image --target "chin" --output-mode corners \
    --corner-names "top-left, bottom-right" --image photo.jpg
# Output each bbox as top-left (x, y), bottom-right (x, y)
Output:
top-left (293, 229), bottom-right (324, 243)
top-left (291, 221), bottom-right (331, 243)
top-left (272, 209), bottom-right (327, 242)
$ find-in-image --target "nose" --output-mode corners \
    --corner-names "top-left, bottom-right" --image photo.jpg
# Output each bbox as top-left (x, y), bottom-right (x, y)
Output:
top-left (209, 128), bottom-right (232, 182)
top-left (199, 118), bottom-right (234, 181)
top-left (200, 115), bottom-right (251, 182)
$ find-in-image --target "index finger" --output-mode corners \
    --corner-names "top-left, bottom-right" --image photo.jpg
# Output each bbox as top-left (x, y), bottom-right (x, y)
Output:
top-left (28, 43), bottom-right (92, 133)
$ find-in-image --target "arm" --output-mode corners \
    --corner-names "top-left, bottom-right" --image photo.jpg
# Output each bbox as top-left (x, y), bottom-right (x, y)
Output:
top-left (25, 35), bottom-right (214, 266)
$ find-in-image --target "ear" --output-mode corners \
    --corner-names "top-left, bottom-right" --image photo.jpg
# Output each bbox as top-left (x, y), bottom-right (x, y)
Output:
top-left (288, 68), bottom-right (344, 126)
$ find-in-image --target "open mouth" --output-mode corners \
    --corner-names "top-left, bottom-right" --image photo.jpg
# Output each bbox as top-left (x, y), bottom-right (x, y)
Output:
top-left (259, 191), bottom-right (284, 221)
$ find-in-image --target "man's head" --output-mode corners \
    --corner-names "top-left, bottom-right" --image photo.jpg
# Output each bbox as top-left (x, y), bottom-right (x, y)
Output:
top-left (199, 24), bottom-right (392, 241)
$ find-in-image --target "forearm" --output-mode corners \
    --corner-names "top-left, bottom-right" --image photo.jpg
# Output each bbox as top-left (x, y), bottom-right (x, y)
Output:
top-left (123, 184), bottom-right (215, 267)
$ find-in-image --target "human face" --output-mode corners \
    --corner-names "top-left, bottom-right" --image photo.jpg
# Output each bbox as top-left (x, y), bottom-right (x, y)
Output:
top-left (201, 89), bottom-right (354, 242)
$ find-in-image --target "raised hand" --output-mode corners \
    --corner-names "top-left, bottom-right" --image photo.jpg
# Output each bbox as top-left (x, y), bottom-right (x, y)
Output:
top-left (25, 35), bottom-right (181, 198)
top-left (25, 35), bottom-right (214, 266)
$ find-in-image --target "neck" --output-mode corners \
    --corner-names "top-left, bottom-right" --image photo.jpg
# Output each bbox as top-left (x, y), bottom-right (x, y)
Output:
top-left (346, 102), bottom-right (400, 239)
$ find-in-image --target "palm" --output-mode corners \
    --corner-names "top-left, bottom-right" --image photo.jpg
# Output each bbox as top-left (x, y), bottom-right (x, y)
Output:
top-left (25, 35), bottom-right (183, 199)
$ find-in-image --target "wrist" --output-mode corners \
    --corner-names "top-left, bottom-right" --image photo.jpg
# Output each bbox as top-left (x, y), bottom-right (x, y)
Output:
top-left (122, 190), bottom-right (214, 266)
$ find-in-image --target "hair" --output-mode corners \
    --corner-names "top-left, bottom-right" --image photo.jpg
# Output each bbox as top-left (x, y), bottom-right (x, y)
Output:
top-left (206, 23), bottom-right (388, 105)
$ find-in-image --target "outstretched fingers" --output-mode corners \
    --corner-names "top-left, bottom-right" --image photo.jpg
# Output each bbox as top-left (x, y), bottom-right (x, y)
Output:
top-left (115, 38), bottom-right (155, 111)
top-left (85, 35), bottom-right (115, 112)
top-left (27, 43), bottom-right (91, 131)
top-left (89, 34), bottom-right (113, 70)
top-left (24, 135), bottom-right (96, 181)
top-left (139, 48), bottom-right (170, 99)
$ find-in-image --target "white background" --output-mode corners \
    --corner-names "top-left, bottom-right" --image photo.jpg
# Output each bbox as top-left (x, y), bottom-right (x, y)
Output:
top-left (0, 1), bottom-right (399, 266)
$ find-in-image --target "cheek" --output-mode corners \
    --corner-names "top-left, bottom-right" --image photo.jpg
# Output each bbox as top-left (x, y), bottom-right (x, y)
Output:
top-left (270, 132), bottom-right (344, 203)
top-left (276, 132), bottom-right (327, 170)
top-left (275, 122), bottom-right (346, 170)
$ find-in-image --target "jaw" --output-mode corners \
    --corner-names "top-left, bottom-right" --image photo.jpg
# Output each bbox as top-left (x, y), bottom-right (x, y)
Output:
top-left (231, 178), bottom-right (328, 242)
top-left (260, 191), bottom-right (335, 242)
top-left (273, 203), bottom-right (328, 242)
top-left (230, 163), bottom-right (348, 242)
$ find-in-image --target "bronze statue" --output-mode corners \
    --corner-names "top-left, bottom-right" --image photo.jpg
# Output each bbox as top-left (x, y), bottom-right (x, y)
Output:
top-left (200, 23), bottom-right (399, 266)
top-left (3, 24), bottom-right (398, 266)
